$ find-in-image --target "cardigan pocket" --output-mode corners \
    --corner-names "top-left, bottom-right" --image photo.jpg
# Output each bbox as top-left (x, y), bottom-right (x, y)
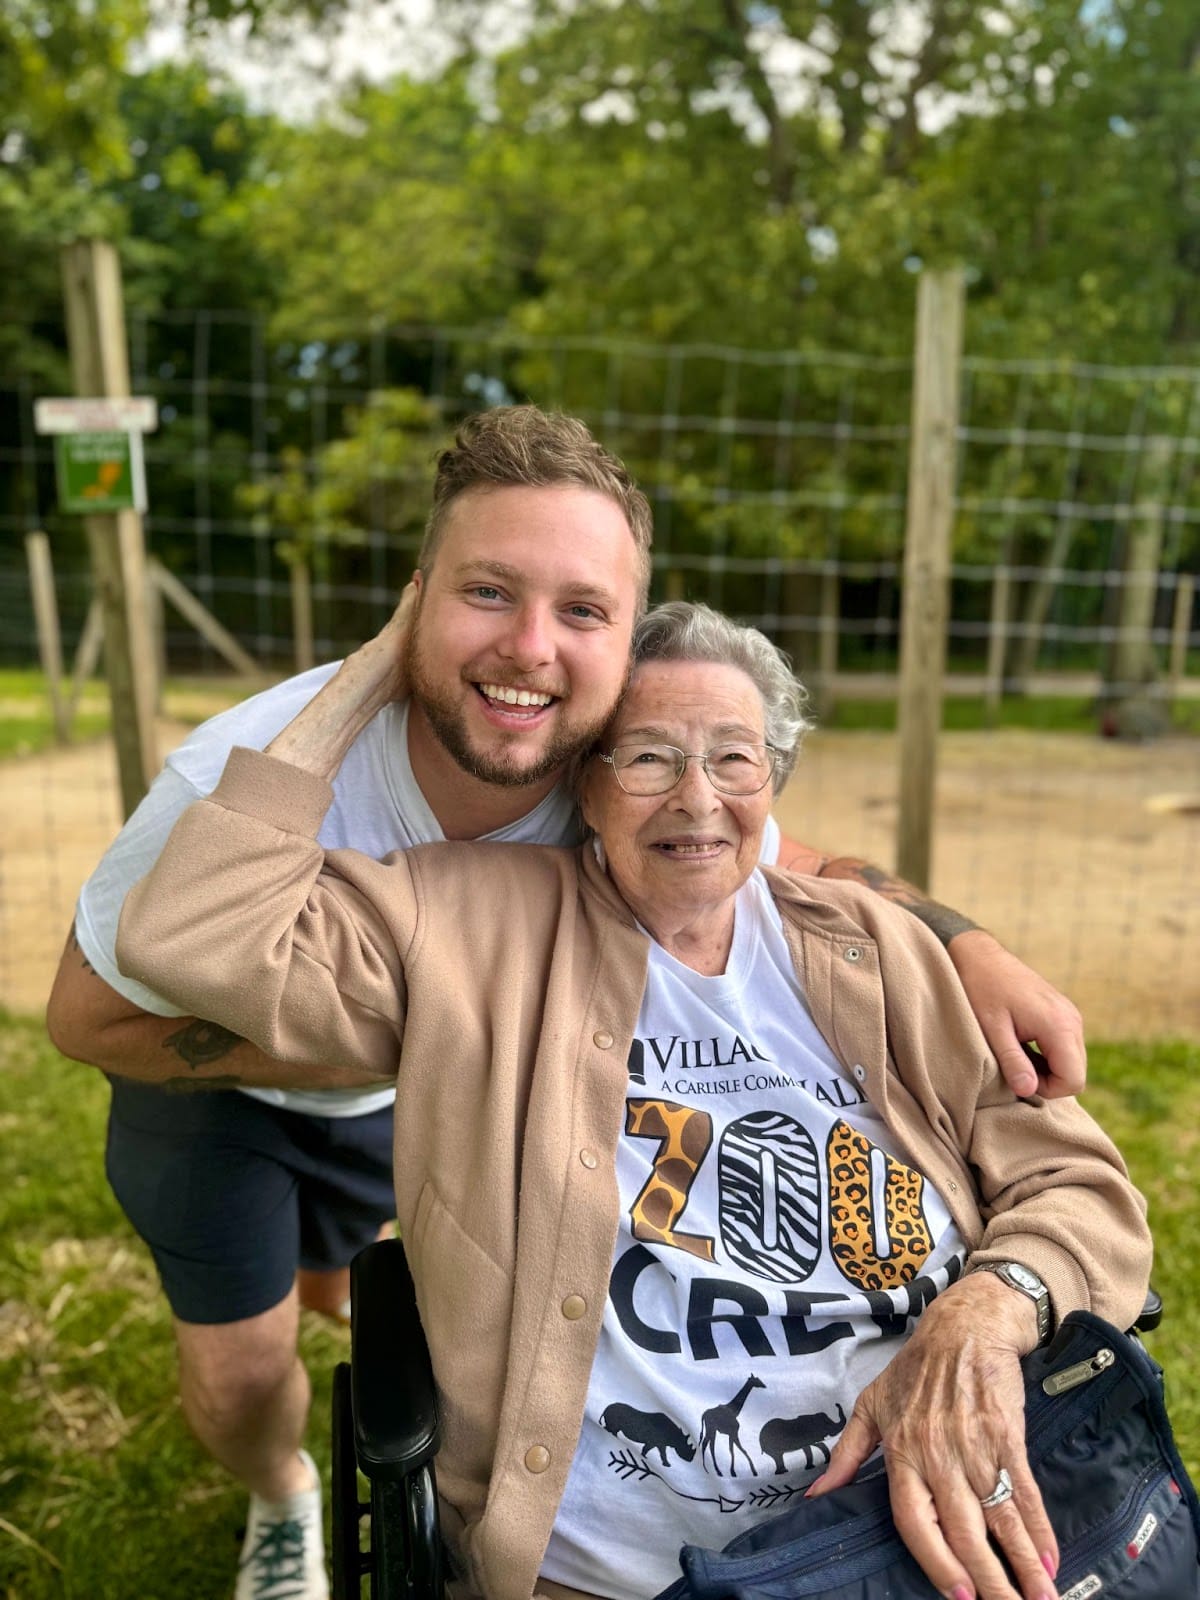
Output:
top-left (409, 1180), bottom-right (514, 1508)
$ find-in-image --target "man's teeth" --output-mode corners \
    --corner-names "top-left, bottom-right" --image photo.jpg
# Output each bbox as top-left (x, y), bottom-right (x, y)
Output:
top-left (479, 684), bottom-right (554, 708)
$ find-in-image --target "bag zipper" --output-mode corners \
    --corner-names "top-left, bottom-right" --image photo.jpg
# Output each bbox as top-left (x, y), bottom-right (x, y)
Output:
top-left (1056, 1461), bottom-right (1165, 1584)
top-left (1042, 1347), bottom-right (1115, 1396)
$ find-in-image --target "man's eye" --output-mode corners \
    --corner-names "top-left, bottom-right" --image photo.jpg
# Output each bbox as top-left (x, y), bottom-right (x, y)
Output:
top-left (566, 603), bottom-right (602, 621)
top-left (471, 585), bottom-right (502, 600)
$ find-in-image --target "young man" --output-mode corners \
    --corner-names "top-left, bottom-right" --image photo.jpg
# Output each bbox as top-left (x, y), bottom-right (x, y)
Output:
top-left (46, 406), bottom-right (1085, 1600)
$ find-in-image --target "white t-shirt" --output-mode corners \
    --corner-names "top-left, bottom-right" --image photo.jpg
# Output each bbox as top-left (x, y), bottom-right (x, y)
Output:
top-left (542, 870), bottom-right (966, 1600)
top-left (79, 664), bottom-right (783, 1116)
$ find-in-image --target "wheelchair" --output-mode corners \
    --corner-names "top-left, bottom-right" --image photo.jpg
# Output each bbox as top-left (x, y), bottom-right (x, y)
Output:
top-left (332, 1239), bottom-right (443, 1600)
top-left (330, 1236), bottom-right (1164, 1600)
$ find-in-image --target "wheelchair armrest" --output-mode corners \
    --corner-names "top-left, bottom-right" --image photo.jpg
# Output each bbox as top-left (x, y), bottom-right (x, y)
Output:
top-left (1133, 1286), bottom-right (1163, 1333)
top-left (350, 1238), bottom-right (441, 1482)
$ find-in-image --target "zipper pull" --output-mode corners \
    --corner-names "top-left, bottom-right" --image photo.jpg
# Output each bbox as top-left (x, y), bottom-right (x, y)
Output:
top-left (1042, 1347), bottom-right (1115, 1396)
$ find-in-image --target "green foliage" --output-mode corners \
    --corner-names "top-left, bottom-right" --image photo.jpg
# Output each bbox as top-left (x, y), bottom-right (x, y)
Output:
top-left (2, 0), bottom-right (1197, 655)
top-left (239, 387), bottom-right (447, 567)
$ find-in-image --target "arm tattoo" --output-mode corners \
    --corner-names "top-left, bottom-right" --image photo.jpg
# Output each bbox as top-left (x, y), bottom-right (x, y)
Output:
top-left (68, 924), bottom-right (96, 975)
top-left (163, 1020), bottom-right (244, 1069)
top-left (841, 863), bottom-right (979, 948)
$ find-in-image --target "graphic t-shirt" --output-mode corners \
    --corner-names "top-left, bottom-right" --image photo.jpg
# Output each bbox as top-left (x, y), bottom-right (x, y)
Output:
top-left (542, 871), bottom-right (966, 1600)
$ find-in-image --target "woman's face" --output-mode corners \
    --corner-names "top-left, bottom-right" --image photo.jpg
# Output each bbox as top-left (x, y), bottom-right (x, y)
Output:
top-left (580, 659), bottom-right (774, 932)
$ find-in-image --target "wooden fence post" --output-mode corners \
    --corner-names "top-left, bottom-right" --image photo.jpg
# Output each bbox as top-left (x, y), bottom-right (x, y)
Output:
top-left (291, 558), bottom-right (315, 673)
top-left (148, 560), bottom-right (263, 678)
top-left (896, 268), bottom-right (965, 889)
top-left (985, 564), bottom-right (1012, 722)
top-left (61, 238), bottom-right (159, 817)
top-left (1104, 435), bottom-right (1170, 737)
top-left (811, 566), bottom-right (839, 720)
top-left (25, 531), bottom-right (71, 743)
top-left (1168, 573), bottom-right (1195, 695)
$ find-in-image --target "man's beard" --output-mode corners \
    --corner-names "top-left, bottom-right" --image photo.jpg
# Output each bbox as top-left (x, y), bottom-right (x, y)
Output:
top-left (405, 623), bottom-right (620, 789)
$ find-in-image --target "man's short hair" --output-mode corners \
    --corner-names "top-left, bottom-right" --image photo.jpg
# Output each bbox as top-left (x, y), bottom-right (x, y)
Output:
top-left (420, 406), bottom-right (653, 610)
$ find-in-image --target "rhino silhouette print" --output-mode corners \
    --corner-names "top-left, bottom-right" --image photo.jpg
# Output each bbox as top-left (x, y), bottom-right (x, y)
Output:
top-left (599, 1403), bottom-right (697, 1465)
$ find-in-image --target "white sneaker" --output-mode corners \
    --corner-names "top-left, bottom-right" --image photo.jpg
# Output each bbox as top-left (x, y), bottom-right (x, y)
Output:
top-left (235, 1448), bottom-right (329, 1600)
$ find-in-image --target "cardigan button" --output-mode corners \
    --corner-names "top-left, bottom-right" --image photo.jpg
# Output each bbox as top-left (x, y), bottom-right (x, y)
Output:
top-left (853, 1064), bottom-right (866, 1082)
top-left (593, 1030), bottom-right (614, 1049)
top-left (579, 1149), bottom-right (599, 1169)
top-left (844, 946), bottom-right (863, 963)
top-left (561, 1295), bottom-right (587, 1320)
top-left (525, 1445), bottom-right (552, 1474)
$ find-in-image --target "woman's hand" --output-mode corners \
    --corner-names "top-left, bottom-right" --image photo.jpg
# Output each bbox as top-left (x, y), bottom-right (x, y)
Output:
top-left (266, 582), bottom-right (418, 779)
top-left (810, 1274), bottom-right (1059, 1600)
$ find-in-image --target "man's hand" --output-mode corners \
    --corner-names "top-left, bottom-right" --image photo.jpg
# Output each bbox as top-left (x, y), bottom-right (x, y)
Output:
top-left (810, 1274), bottom-right (1058, 1600)
top-left (946, 930), bottom-right (1085, 1100)
top-left (777, 842), bottom-right (1087, 1099)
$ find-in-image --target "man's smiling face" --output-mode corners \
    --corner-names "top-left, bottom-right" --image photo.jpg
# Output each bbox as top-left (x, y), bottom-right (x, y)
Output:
top-left (404, 484), bottom-right (641, 788)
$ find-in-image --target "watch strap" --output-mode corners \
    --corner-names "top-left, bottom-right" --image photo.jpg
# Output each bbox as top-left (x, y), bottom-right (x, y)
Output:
top-left (970, 1260), bottom-right (1052, 1345)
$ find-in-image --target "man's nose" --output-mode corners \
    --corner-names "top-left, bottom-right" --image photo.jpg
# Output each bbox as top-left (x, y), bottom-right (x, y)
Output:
top-left (496, 604), bottom-right (555, 669)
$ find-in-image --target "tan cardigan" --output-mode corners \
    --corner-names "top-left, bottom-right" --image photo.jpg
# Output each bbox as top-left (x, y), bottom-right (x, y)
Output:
top-left (116, 747), bottom-right (1152, 1600)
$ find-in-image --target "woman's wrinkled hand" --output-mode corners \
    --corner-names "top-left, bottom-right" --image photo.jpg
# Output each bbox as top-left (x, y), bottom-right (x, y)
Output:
top-left (809, 1274), bottom-right (1059, 1600)
top-left (360, 579), bottom-right (419, 702)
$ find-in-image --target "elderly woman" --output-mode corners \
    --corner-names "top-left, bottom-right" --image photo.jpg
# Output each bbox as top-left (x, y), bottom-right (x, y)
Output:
top-left (116, 602), bottom-right (1151, 1600)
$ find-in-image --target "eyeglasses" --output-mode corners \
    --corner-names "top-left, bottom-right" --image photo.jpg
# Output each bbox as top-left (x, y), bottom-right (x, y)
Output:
top-left (599, 741), bottom-right (779, 797)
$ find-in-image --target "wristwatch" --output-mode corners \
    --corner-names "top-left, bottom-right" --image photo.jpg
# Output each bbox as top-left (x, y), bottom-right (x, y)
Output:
top-left (970, 1260), bottom-right (1052, 1345)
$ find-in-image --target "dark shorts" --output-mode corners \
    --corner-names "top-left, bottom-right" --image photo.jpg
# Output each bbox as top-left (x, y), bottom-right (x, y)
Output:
top-left (105, 1078), bottom-right (396, 1325)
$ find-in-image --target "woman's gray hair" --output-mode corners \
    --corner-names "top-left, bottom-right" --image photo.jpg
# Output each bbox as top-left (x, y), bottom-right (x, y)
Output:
top-left (631, 601), bottom-right (814, 791)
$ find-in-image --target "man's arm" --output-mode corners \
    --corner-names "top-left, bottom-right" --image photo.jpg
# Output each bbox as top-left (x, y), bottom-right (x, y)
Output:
top-left (46, 924), bottom-right (389, 1092)
top-left (775, 835), bottom-right (1085, 1100)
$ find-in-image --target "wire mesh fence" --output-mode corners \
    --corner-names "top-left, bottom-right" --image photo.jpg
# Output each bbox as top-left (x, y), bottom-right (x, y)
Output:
top-left (0, 314), bottom-right (1196, 1037)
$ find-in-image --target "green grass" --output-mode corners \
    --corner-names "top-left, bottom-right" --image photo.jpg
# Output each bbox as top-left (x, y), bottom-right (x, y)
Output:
top-left (0, 670), bottom-right (268, 758)
top-left (823, 694), bottom-right (1200, 735)
top-left (0, 1017), bottom-right (348, 1599)
top-left (1, 1020), bottom-right (1196, 1595)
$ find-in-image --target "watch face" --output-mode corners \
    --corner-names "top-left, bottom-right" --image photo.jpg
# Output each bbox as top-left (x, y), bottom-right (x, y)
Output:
top-left (1008, 1263), bottom-right (1040, 1292)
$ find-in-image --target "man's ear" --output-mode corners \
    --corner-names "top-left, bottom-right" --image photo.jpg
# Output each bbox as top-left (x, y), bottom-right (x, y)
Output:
top-left (578, 768), bottom-right (599, 833)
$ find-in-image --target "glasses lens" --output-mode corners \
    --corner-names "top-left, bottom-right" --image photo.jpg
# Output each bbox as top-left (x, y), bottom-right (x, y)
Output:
top-left (705, 743), bottom-right (774, 793)
top-left (611, 744), bottom-right (683, 794)
top-left (610, 743), bottom-right (775, 794)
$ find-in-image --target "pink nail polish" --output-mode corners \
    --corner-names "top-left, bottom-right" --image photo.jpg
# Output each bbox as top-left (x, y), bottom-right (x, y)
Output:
top-left (950, 1585), bottom-right (973, 1600)
top-left (1042, 1551), bottom-right (1058, 1579)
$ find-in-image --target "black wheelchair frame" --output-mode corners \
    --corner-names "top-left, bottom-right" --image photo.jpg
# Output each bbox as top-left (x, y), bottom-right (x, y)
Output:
top-left (332, 1240), bottom-right (443, 1600)
top-left (330, 1237), bottom-right (1163, 1600)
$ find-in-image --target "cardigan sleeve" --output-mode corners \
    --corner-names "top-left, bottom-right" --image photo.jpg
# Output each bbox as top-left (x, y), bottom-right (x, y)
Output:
top-left (864, 891), bottom-right (1153, 1333)
top-left (116, 746), bottom-right (410, 1078)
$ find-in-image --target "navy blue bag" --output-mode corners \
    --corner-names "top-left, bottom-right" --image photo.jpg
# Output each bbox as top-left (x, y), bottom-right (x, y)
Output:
top-left (657, 1312), bottom-right (1200, 1600)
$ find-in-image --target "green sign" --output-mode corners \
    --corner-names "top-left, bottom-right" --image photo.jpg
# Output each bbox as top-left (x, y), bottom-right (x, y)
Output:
top-left (53, 431), bottom-right (143, 513)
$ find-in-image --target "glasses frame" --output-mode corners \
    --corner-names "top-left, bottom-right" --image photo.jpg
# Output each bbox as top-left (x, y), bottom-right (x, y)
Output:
top-left (599, 741), bottom-right (780, 797)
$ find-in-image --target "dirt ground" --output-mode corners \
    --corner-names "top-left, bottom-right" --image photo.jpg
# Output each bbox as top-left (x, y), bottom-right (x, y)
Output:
top-left (2, 720), bottom-right (1196, 1042)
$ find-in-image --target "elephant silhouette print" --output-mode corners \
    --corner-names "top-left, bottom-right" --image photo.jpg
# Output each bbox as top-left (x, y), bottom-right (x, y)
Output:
top-left (758, 1402), bottom-right (847, 1473)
